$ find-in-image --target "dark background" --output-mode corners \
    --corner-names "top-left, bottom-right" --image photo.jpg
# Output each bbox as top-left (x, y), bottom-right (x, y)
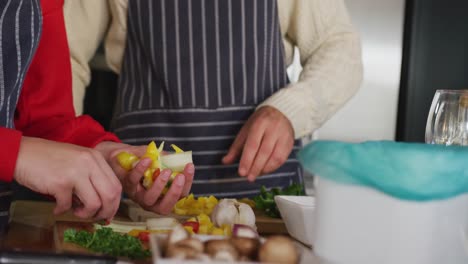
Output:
top-left (396, 0), bottom-right (468, 142)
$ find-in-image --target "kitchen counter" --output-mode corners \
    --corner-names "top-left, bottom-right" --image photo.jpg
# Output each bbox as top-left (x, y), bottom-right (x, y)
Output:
top-left (1, 201), bottom-right (320, 264)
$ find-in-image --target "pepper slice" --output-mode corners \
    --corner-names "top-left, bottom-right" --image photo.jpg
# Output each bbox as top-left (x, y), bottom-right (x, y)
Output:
top-left (182, 221), bottom-right (200, 234)
top-left (171, 144), bottom-right (184, 153)
top-left (116, 152), bottom-right (139, 171)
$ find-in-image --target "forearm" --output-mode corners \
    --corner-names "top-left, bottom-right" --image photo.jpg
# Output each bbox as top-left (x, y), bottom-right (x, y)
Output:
top-left (261, 0), bottom-right (363, 139)
top-left (259, 33), bottom-right (363, 138)
top-left (0, 128), bottom-right (22, 182)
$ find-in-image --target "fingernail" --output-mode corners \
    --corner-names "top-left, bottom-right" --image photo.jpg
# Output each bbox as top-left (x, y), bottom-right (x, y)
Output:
top-left (140, 158), bottom-right (151, 167)
top-left (176, 175), bottom-right (185, 187)
top-left (239, 168), bottom-right (246, 176)
top-left (187, 164), bottom-right (194, 174)
top-left (161, 171), bottom-right (170, 180)
top-left (248, 175), bottom-right (255, 182)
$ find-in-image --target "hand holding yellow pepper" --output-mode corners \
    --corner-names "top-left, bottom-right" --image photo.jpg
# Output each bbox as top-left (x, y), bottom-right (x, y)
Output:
top-left (116, 141), bottom-right (193, 190)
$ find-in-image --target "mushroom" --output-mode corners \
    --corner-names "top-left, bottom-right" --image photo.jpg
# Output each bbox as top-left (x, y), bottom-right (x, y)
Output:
top-left (232, 224), bottom-right (258, 239)
top-left (175, 238), bottom-right (204, 253)
top-left (167, 224), bottom-right (189, 245)
top-left (204, 239), bottom-right (239, 262)
top-left (166, 245), bottom-right (200, 259)
top-left (166, 238), bottom-right (205, 260)
top-left (258, 236), bottom-right (299, 264)
top-left (230, 237), bottom-right (260, 260)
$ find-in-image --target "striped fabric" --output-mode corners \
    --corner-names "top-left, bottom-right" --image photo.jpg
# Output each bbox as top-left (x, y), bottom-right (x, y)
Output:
top-left (0, 0), bottom-right (42, 234)
top-left (113, 0), bottom-right (303, 198)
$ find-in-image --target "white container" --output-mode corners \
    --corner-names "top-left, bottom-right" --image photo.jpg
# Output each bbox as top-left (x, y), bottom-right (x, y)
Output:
top-left (275, 195), bottom-right (315, 246)
top-left (313, 177), bottom-right (468, 264)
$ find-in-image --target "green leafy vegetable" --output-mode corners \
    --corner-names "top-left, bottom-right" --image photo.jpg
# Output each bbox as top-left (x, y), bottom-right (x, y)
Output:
top-left (63, 227), bottom-right (151, 259)
top-left (253, 183), bottom-right (305, 218)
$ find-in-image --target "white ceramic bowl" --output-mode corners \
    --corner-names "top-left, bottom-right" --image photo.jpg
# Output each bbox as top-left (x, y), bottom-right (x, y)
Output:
top-left (275, 195), bottom-right (315, 246)
top-left (313, 177), bottom-right (468, 264)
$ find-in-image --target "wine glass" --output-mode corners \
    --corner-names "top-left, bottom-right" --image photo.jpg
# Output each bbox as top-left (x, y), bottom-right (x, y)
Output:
top-left (425, 89), bottom-right (468, 146)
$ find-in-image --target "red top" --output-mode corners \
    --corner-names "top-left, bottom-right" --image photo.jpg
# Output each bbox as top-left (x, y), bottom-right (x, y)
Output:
top-left (0, 0), bottom-right (119, 182)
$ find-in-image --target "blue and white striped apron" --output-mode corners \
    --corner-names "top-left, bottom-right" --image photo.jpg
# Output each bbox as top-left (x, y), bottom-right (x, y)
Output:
top-left (0, 0), bottom-right (42, 234)
top-left (112, 0), bottom-right (303, 198)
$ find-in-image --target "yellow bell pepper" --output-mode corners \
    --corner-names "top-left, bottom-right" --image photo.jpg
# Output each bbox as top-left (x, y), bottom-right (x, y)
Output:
top-left (116, 141), bottom-right (190, 191)
top-left (221, 224), bottom-right (232, 236)
top-left (211, 228), bottom-right (224, 236)
top-left (173, 194), bottom-right (219, 216)
top-left (239, 198), bottom-right (256, 208)
top-left (116, 152), bottom-right (139, 171)
top-left (171, 144), bottom-right (184, 153)
top-left (184, 226), bottom-right (195, 234)
top-left (127, 229), bottom-right (146, 237)
top-left (181, 212), bottom-right (232, 236)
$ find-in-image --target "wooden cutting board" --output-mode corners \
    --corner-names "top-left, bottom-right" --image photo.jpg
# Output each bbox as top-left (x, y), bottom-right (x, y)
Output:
top-left (119, 199), bottom-right (287, 235)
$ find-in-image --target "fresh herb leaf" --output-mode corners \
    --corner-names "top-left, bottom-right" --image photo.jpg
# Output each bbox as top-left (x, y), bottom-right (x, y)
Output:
top-left (64, 227), bottom-right (151, 259)
top-left (253, 183), bottom-right (305, 218)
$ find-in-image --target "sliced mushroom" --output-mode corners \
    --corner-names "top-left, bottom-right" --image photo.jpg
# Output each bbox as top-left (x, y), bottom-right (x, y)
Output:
top-left (258, 236), bottom-right (299, 264)
top-left (230, 237), bottom-right (260, 260)
top-left (205, 239), bottom-right (239, 262)
top-left (166, 245), bottom-right (200, 259)
top-left (167, 224), bottom-right (189, 246)
top-left (232, 224), bottom-right (258, 239)
top-left (175, 238), bottom-right (204, 253)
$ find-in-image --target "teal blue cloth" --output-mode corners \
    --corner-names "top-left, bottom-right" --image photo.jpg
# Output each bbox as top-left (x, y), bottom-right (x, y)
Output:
top-left (298, 140), bottom-right (468, 201)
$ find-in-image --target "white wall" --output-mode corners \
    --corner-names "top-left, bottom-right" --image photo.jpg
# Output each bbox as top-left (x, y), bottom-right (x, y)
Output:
top-left (311, 0), bottom-right (406, 142)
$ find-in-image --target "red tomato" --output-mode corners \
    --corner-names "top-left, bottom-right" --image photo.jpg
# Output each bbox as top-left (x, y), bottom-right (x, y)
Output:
top-left (138, 231), bottom-right (150, 242)
top-left (182, 221), bottom-right (200, 233)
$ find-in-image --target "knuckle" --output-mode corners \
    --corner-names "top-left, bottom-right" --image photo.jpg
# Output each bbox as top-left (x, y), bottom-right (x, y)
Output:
top-left (165, 191), bottom-right (180, 205)
top-left (116, 184), bottom-right (123, 195)
top-left (108, 192), bottom-right (120, 204)
top-left (159, 206), bottom-right (172, 215)
top-left (144, 196), bottom-right (155, 207)
top-left (87, 201), bottom-right (101, 214)
top-left (244, 143), bottom-right (259, 154)
top-left (106, 189), bottom-right (120, 203)
top-left (258, 147), bottom-right (271, 157)
top-left (78, 150), bottom-right (95, 164)
top-left (270, 154), bottom-right (284, 167)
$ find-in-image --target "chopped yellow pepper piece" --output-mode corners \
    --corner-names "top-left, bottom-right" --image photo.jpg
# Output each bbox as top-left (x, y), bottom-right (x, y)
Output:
top-left (116, 152), bottom-right (139, 171)
top-left (173, 194), bottom-right (219, 216)
top-left (184, 226), bottom-right (195, 234)
top-left (211, 228), bottom-right (224, 236)
top-left (239, 198), bottom-right (256, 208)
top-left (127, 229), bottom-right (147, 237)
top-left (171, 144), bottom-right (184, 153)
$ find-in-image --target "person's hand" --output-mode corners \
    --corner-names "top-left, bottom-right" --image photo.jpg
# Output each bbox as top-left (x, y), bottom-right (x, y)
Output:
top-left (96, 142), bottom-right (195, 215)
top-left (222, 106), bottom-right (295, 182)
top-left (14, 137), bottom-right (122, 220)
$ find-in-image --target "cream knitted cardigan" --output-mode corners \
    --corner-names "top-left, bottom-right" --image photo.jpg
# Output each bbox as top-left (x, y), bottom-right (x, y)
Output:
top-left (64, 0), bottom-right (363, 139)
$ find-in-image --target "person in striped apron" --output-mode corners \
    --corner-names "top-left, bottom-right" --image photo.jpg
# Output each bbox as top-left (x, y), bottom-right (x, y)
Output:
top-left (65, 0), bottom-right (363, 200)
top-left (0, 0), bottom-right (144, 237)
